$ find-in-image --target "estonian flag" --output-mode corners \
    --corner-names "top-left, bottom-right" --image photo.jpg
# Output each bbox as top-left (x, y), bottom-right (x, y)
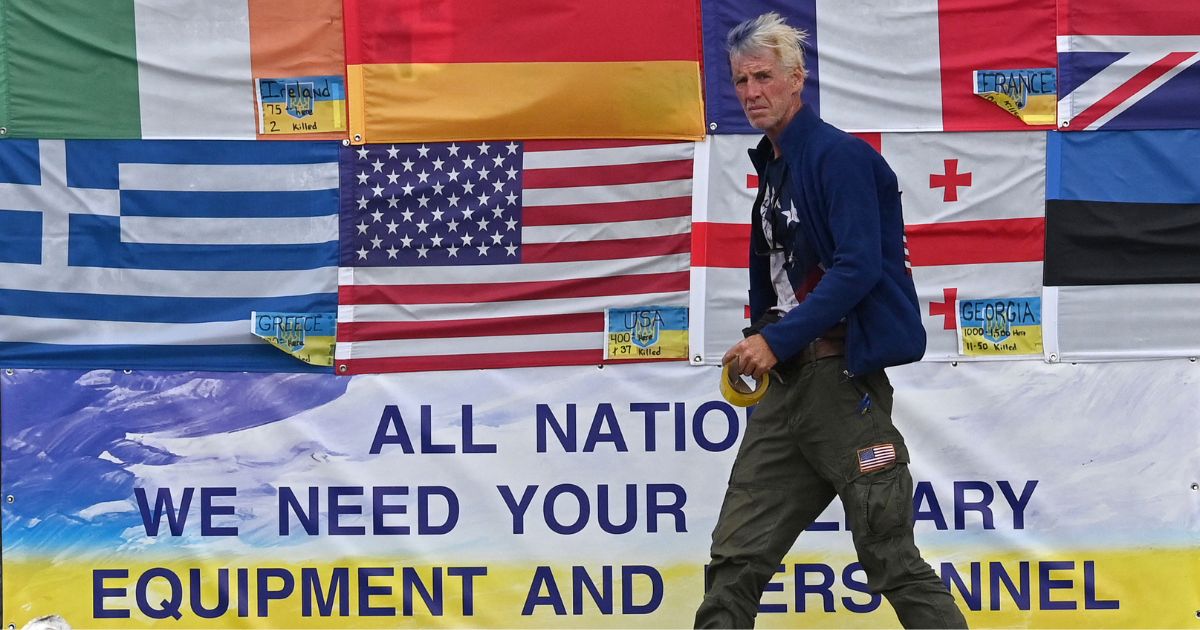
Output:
top-left (1044, 130), bottom-right (1200, 361)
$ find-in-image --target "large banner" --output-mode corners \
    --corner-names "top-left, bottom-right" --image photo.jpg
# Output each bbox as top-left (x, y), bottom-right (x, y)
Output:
top-left (3, 361), bottom-right (1197, 628)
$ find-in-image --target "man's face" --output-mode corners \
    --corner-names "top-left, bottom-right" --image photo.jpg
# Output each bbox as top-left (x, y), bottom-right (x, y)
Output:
top-left (731, 50), bottom-right (804, 136)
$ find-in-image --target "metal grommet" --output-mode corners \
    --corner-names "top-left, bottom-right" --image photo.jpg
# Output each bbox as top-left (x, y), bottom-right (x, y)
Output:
top-left (950, 361), bottom-right (958, 367)
top-left (708, 122), bottom-right (718, 131)
top-left (337, 364), bottom-right (348, 373)
top-left (123, 369), bottom-right (133, 374)
top-left (341, 138), bottom-right (351, 146)
top-left (1048, 353), bottom-right (1059, 363)
top-left (4, 368), bottom-right (12, 376)
top-left (597, 364), bottom-right (605, 369)
top-left (353, 134), bottom-right (363, 143)
top-left (692, 355), bottom-right (703, 363)
top-left (0, 126), bottom-right (7, 136)
top-left (1059, 120), bottom-right (1070, 129)
top-left (1191, 483), bottom-right (1199, 491)
top-left (6, 495), bottom-right (14, 504)
top-left (1190, 357), bottom-right (1197, 363)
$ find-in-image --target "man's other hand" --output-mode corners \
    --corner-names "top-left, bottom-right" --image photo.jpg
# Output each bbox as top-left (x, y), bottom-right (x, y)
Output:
top-left (722, 335), bottom-right (778, 380)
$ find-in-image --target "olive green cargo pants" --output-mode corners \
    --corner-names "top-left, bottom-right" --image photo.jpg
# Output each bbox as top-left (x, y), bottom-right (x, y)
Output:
top-left (695, 355), bottom-right (967, 629)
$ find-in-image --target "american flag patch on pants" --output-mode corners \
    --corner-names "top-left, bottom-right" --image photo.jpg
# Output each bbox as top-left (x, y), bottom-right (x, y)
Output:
top-left (858, 443), bottom-right (897, 473)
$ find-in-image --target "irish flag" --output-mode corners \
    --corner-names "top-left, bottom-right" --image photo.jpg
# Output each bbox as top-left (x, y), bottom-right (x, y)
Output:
top-left (0, 0), bottom-right (346, 140)
top-left (343, 0), bottom-right (706, 143)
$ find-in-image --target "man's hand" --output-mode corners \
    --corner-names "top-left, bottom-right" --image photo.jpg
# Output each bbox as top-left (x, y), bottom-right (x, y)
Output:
top-left (722, 334), bottom-right (778, 380)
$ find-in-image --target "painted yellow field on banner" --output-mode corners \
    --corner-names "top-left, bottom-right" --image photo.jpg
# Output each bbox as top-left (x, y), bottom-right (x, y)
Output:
top-left (6, 548), bottom-right (1196, 627)
top-left (346, 62), bottom-right (705, 143)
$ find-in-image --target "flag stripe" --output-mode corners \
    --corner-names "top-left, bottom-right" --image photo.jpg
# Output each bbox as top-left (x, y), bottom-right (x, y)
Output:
top-left (346, 62), bottom-right (704, 143)
top-left (1048, 130), bottom-right (1200, 204)
top-left (1053, 283), bottom-right (1200, 360)
top-left (815, 0), bottom-right (943, 131)
top-left (0, 262), bottom-right (334, 298)
top-left (523, 234), bottom-right (690, 264)
top-left (67, 140), bottom-right (338, 188)
top-left (1044, 200), bottom-right (1200, 286)
top-left (522, 197), bottom-right (690, 226)
top-left (341, 271), bottom-right (688, 305)
top-left (523, 217), bottom-right (689, 244)
top-left (692, 222), bottom-right (750, 268)
top-left (523, 179), bottom-right (692, 207)
top-left (119, 215), bottom-right (338, 246)
top-left (936, 0), bottom-right (1058, 132)
top-left (525, 139), bottom-right (683, 151)
top-left (1061, 0), bottom-right (1200, 36)
top-left (347, 331), bottom-right (599, 358)
top-left (119, 190), bottom-right (336, 218)
top-left (341, 291), bottom-right (689, 323)
top-left (524, 159), bottom-right (693, 189)
top-left (340, 312), bottom-right (603, 341)
top-left (905, 218), bottom-right (1045, 266)
top-left (69, 216), bottom-right (335, 271)
top-left (2, 1), bottom-right (141, 138)
top-left (0, 316), bottom-right (246, 345)
top-left (119, 163), bottom-right (338, 192)
top-left (1067, 51), bottom-right (1198, 130)
top-left (342, 350), bottom-right (603, 373)
top-left (342, 254), bottom-right (688, 285)
top-left (343, 0), bottom-right (699, 64)
top-left (247, 0), bottom-right (348, 141)
top-left (0, 341), bottom-right (319, 371)
top-left (692, 218), bottom-right (1044, 269)
top-left (523, 142), bottom-right (694, 169)
top-left (133, 0), bottom-right (255, 139)
top-left (0, 288), bottom-right (328, 324)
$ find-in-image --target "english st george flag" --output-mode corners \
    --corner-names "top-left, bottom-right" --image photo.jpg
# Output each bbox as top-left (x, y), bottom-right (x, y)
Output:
top-left (702, 0), bottom-right (1057, 134)
top-left (690, 131), bottom-right (1045, 364)
top-left (336, 140), bottom-right (692, 373)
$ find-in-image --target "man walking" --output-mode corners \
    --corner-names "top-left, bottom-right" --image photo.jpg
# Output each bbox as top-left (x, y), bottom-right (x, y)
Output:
top-left (695, 12), bottom-right (968, 629)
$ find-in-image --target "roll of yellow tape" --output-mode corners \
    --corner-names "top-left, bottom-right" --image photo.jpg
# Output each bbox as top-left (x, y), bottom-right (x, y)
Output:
top-left (720, 362), bottom-right (770, 407)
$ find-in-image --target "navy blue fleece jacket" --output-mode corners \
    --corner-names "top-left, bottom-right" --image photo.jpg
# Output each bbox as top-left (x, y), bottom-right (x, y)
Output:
top-left (748, 105), bottom-right (925, 375)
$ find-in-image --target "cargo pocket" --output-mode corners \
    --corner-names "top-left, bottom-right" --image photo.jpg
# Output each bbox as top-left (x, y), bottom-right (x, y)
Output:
top-left (850, 465), bottom-right (912, 537)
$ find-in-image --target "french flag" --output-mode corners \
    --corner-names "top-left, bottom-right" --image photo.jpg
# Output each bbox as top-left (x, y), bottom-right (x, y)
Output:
top-left (701, 0), bottom-right (1058, 134)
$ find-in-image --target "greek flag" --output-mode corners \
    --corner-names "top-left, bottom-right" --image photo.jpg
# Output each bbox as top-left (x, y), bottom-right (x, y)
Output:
top-left (0, 139), bottom-right (339, 371)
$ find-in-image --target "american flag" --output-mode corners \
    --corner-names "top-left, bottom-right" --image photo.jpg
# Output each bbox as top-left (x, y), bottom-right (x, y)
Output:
top-left (858, 443), bottom-right (897, 474)
top-left (0, 139), bottom-right (339, 372)
top-left (336, 140), bottom-right (693, 373)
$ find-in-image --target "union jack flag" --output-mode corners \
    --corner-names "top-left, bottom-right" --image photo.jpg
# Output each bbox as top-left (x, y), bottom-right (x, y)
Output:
top-left (1058, 0), bottom-right (1200, 131)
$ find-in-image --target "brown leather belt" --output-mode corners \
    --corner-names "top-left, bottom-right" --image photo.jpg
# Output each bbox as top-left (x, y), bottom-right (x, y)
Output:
top-left (794, 336), bottom-right (845, 363)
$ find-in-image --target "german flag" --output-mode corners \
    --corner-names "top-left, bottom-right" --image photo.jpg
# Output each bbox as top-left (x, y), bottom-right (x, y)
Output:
top-left (343, 0), bottom-right (706, 143)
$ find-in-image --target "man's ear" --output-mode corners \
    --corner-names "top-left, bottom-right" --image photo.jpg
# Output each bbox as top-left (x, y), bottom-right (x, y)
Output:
top-left (792, 67), bottom-right (806, 93)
